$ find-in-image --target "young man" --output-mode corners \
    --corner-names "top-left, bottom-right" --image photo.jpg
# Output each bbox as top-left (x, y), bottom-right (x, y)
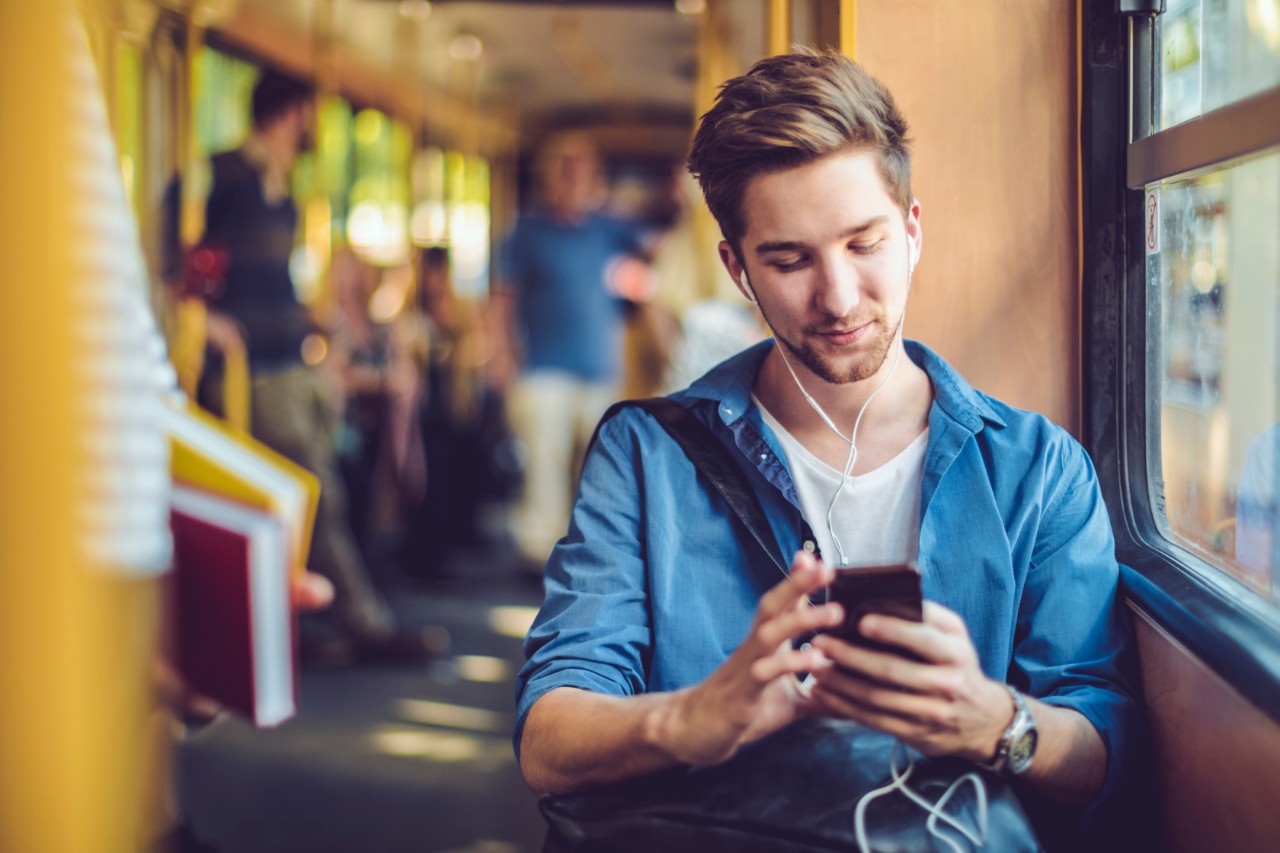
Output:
top-left (515, 51), bottom-right (1134, 820)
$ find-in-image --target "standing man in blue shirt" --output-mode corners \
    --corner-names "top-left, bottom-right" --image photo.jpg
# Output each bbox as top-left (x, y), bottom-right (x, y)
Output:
top-left (515, 51), bottom-right (1135, 824)
top-left (492, 132), bottom-right (646, 571)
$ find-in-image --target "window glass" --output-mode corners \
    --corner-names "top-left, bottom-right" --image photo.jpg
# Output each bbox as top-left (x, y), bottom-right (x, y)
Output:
top-left (1152, 151), bottom-right (1280, 600)
top-left (347, 109), bottom-right (411, 266)
top-left (1160, 0), bottom-right (1280, 130)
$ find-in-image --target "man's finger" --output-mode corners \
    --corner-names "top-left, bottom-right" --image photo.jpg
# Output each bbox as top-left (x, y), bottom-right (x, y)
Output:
top-left (856, 614), bottom-right (958, 664)
top-left (813, 664), bottom-right (963, 715)
top-left (809, 683), bottom-right (920, 740)
top-left (922, 601), bottom-right (969, 636)
top-left (811, 634), bottom-right (943, 691)
top-left (291, 572), bottom-right (334, 612)
top-left (757, 550), bottom-right (831, 620)
top-left (754, 601), bottom-right (843, 651)
top-left (750, 646), bottom-right (832, 684)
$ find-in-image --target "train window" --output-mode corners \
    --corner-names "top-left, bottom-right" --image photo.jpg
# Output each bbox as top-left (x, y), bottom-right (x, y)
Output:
top-left (1084, 0), bottom-right (1280, 710)
top-left (1140, 2), bottom-right (1280, 605)
top-left (1159, 0), bottom-right (1280, 130)
top-left (1150, 151), bottom-right (1280, 601)
top-left (193, 47), bottom-right (257, 158)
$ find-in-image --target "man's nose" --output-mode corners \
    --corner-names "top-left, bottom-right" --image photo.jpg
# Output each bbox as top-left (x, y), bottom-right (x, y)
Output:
top-left (813, 257), bottom-right (862, 319)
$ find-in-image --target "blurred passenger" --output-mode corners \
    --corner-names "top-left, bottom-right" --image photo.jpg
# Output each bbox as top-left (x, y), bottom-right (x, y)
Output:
top-left (490, 132), bottom-right (648, 572)
top-left (401, 246), bottom-right (505, 580)
top-left (645, 168), bottom-right (768, 395)
top-left (328, 249), bottom-right (425, 558)
top-left (1237, 423), bottom-right (1280, 594)
top-left (200, 69), bottom-right (442, 664)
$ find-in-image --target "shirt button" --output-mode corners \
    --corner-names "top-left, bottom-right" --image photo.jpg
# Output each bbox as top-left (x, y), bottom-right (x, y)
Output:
top-left (760, 453), bottom-right (768, 460)
top-left (803, 540), bottom-right (816, 552)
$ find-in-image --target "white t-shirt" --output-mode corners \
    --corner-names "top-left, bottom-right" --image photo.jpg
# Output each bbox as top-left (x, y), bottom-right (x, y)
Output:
top-left (755, 397), bottom-right (927, 568)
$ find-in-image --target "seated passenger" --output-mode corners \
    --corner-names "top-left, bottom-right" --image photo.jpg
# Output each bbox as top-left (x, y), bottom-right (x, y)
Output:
top-left (514, 50), bottom-right (1136, 835)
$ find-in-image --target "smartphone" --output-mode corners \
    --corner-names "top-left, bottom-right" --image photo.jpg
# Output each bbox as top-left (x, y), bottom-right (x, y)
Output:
top-left (819, 561), bottom-right (924, 655)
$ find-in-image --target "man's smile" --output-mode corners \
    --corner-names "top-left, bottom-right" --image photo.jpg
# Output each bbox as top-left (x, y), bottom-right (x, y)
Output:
top-left (811, 319), bottom-right (877, 347)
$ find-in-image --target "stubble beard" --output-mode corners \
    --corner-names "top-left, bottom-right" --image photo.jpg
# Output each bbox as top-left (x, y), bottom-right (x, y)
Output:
top-left (773, 313), bottom-right (901, 385)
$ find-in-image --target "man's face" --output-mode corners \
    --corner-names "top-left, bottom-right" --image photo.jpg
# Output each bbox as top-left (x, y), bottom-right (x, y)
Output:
top-left (720, 149), bottom-right (921, 386)
top-left (290, 101), bottom-right (317, 154)
top-left (542, 140), bottom-right (602, 217)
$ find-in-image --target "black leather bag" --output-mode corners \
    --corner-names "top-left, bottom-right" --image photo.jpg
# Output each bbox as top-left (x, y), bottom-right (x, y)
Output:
top-left (550, 400), bottom-right (1042, 852)
top-left (540, 718), bottom-right (1041, 852)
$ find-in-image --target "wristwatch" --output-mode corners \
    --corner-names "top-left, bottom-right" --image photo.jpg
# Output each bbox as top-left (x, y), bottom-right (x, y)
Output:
top-left (979, 684), bottom-right (1038, 776)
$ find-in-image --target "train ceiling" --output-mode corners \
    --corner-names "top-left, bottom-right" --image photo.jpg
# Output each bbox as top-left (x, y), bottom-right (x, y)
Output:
top-left (251, 0), bottom-right (711, 141)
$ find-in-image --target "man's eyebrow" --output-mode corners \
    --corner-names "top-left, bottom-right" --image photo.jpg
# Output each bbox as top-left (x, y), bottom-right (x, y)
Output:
top-left (752, 215), bottom-right (891, 256)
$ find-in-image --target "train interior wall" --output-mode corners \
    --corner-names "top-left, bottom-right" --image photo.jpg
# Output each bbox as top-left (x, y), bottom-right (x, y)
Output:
top-left (860, 0), bottom-right (1081, 433)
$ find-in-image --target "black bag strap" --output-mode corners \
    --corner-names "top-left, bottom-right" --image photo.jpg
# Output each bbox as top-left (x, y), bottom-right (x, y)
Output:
top-left (592, 397), bottom-right (799, 576)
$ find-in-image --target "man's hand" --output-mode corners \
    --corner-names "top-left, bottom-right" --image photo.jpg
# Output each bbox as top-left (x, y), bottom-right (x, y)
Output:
top-left (292, 571), bottom-right (334, 612)
top-left (204, 309), bottom-right (246, 355)
top-left (807, 601), bottom-right (1012, 763)
top-left (651, 550), bottom-right (843, 766)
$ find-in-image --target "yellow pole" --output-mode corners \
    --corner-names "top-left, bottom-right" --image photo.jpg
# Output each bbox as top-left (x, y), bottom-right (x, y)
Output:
top-left (174, 3), bottom-right (210, 398)
top-left (767, 0), bottom-right (792, 57)
top-left (1, 2), bottom-right (156, 851)
top-left (839, 0), bottom-right (858, 59)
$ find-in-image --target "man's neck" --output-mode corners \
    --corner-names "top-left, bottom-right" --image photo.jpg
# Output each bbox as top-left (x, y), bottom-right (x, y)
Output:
top-left (752, 340), bottom-right (932, 474)
top-left (544, 202), bottom-right (591, 225)
top-left (242, 129), bottom-right (295, 204)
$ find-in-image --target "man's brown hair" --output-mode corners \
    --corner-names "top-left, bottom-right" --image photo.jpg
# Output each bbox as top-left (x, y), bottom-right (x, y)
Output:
top-left (687, 50), bottom-right (912, 256)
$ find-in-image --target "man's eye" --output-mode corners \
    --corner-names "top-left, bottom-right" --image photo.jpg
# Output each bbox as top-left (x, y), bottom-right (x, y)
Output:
top-left (772, 258), bottom-right (808, 272)
top-left (851, 240), bottom-right (884, 255)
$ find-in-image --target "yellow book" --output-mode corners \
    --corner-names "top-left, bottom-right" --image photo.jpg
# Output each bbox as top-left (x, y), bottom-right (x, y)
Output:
top-left (161, 397), bottom-right (319, 580)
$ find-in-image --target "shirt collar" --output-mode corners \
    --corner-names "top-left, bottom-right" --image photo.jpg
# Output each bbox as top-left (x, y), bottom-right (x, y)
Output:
top-left (682, 338), bottom-right (1007, 432)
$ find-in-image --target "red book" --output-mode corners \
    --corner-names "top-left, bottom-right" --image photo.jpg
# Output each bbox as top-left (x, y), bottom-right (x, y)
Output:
top-left (169, 486), bottom-right (296, 727)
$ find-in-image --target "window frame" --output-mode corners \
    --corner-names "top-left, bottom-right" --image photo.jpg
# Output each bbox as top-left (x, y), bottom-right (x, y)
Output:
top-left (1082, 0), bottom-right (1280, 721)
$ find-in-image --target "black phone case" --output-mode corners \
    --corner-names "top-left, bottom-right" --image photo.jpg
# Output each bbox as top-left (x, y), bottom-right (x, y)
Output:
top-left (823, 562), bottom-right (923, 653)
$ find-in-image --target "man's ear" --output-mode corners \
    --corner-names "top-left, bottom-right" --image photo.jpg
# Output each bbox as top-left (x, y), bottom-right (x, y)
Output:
top-left (718, 241), bottom-right (753, 303)
top-left (905, 198), bottom-right (923, 271)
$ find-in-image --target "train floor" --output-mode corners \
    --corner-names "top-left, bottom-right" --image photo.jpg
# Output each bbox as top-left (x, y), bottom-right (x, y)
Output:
top-left (177, 541), bottom-right (550, 853)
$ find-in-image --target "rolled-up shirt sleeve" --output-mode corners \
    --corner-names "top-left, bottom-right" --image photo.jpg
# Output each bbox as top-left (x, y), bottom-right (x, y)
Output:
top-left (514, 412), bottom-right (652, 759)
top-left (1014, 437), bottom-right (1138, 816)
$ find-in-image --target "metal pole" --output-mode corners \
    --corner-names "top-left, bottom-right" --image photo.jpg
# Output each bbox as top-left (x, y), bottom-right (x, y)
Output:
top-left (840, 0), bottom-right (857, 59)
top-left (767, 0), bottom-right (791, 57)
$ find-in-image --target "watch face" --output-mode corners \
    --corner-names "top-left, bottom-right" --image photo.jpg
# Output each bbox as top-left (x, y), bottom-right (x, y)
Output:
top-left (1009, 728), bottom-right (1038, 773)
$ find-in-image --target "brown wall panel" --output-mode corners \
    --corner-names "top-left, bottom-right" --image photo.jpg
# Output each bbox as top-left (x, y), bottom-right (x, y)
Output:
top-left (859, 0), bottom-right (1079, 432)
top-left (1133, 611), bottom-right (1280, 852)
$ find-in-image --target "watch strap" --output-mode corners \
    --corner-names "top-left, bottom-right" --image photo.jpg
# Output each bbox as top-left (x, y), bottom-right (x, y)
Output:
top-left (978, 684), bottom-right (1032, 775)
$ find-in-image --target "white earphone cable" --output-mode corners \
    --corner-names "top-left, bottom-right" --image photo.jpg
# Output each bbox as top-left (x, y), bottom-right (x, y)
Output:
top-left (742, 236), bottom-right (914, 566)
top-left (853, 742), bottom-right (989, 853)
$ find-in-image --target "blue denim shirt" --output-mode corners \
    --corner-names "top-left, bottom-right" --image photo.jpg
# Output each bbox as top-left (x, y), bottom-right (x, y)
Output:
top-left (516, 339), bottom-right (1136, 809)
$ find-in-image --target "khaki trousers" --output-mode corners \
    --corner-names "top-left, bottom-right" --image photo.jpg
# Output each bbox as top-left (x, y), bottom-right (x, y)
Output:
top-left (508, 372), bottom-right (617, 566)
top-left (250, 365), bottom-right (392, 636)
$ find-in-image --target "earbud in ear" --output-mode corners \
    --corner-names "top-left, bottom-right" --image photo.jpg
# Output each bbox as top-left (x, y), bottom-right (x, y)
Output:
top-left (740, 274), bottom-right (758, 305)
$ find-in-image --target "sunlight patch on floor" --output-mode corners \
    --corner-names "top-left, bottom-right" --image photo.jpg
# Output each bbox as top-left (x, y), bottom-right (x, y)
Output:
top-left (369, 727), bottom-right (487, 762)
top-left (396, 698), bottom-right (507, 733)
top-left (454, 654), bottom-right (515, 684)
top-left (486, 605), bottom-right (539, 639)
